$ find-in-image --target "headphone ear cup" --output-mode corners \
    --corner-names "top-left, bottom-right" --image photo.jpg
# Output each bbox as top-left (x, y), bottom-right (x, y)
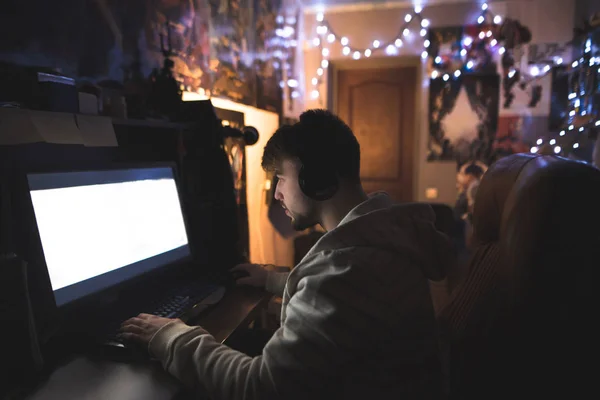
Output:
top-left (299, 164), bottom-right (339, 201)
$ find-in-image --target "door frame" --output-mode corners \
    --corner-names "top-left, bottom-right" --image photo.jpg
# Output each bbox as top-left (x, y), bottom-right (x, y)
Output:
top-left (329, 56), bottom-right (422, 202)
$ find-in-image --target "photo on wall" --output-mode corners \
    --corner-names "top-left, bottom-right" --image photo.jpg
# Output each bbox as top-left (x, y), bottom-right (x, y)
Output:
top-left (428, 73), bottom-right (500, 164)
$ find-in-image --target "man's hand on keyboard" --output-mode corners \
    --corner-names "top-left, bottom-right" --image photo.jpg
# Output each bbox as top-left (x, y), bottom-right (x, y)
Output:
top-left (119, 313), bottom-right (181, 345)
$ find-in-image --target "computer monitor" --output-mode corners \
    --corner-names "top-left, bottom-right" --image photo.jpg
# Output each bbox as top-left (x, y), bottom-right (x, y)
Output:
top-left (26, 165), bottom-right (191, 307)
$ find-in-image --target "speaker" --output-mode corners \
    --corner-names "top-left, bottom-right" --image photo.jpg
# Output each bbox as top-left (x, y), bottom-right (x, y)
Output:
top-left (0, 253), bottom-right (44, 397)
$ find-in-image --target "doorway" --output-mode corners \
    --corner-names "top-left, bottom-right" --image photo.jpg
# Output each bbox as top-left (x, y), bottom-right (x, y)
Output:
top-left (333, 61), bottom-right (417, 202)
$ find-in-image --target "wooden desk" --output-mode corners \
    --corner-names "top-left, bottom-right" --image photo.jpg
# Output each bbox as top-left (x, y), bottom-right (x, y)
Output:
top-left (21, 286), bottom-right (270, 400)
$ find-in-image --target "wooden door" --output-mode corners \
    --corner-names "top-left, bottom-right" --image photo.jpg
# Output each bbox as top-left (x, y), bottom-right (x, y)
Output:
top-left (336, 66), bottom-right (416, 202)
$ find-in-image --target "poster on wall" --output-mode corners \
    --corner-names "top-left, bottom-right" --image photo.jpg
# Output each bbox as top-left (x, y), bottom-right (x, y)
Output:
top-left (428, 74), bottom-right (500, 165)
top-left (493, 115), bottom-right (550, 158)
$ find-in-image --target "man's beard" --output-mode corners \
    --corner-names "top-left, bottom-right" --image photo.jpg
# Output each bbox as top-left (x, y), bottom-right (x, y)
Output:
top-left (291, 215), bottom-right (318, 231)
top-left (287, 207), bottom-right (319, 231)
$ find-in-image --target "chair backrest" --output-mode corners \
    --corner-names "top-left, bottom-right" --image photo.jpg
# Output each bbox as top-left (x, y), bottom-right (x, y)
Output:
top-left (440, 153), bottom-right (600, 398)
top-left (496, 155), bottom-right (600, 396)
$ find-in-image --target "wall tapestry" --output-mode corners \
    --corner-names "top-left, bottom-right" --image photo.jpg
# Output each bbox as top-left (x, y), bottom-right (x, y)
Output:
top-left (428, 73), bottom-right (500, 164)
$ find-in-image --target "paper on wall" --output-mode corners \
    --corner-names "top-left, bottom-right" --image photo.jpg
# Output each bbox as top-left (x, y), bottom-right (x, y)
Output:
top-left (0, 108), bottom-right (44, 145)
top-left (28, 110), bottom-right (84, 145)
top-left (75, 115), bottom-right (118, 147)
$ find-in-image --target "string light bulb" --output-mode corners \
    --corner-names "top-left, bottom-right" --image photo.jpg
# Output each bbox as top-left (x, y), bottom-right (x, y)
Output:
top-left (420, 29), bottom-right (428, 37)
top-left (573, 143), bottom-right (580, 149)
top-left (559, 130), bottom-right (566, 136)
top-left (321, 60), bottom-right (329, 68)
top-left (327, 33), bottom-right (335, 43)
top-left (443, 74), bottom-right (450, 81)
top-left (478, 16), bottom-right (485, 24)
top-left (454, 70), bottom-right (462, 77)
top-left (342, 46), bottom-right (351, 55)
top-left (405, 14), bottom-right (412, 22)
top-left (415, 5), bottom-right (423, 13)
top-left (311, 89), bottom-right (319, 99)
top-left (421, 19), bottom-right (430, 28)
top-left (432, 70), bottom-right (439, 78)
top-left (311, 77), bottom-right (318, 85)
top-left (530, 146), bottom-right (538, 153)
top-left (494, 15), bottom-right (502, 24)
top-left (352, 51), bottom-right (361, 60)
top-left (422, 50), bottom-right (429, 59)
top-left (395, 38), bottom-right (403, 47)
top-left (537, 139), bottom-right (543, 145)
top-left (341, 37), bottom-right (349, 46)
top-left (554, 146), bottom-right (561, 154)
top-left (550, 139), bottom-right (556, 145)
top-left (364, 49), bottom-right (372, 57)
top-left (482, 3), bottom-right (488, 10)
top-left (373, 40), bottom-right (380, 48)
top-left (312, 38), bottom-right (320, 46)
top-left (322, 48), bottom-right (329, 57)
top-left (424, 40), bottom-right (431, 48)
top-left (403, 28), bottom-right (410, 37)
top-left (316, 13), bottom-right (324, 22)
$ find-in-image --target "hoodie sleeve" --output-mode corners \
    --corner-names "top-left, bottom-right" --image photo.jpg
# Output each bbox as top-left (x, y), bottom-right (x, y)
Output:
top-left (148, 251), bottom-right (379, 400)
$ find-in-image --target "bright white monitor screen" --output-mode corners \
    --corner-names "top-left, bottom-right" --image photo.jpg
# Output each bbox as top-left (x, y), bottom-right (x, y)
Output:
top-left (27, 167), bottom-right (191, 307)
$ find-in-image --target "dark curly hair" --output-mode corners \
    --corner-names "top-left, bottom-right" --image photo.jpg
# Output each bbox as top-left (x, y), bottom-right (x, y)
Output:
top-left (261, 109), bottom-right (361, 183)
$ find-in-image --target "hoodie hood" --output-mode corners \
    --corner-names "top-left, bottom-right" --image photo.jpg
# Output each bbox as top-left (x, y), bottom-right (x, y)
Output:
top-left (306, 192), bottom-right (454, 281)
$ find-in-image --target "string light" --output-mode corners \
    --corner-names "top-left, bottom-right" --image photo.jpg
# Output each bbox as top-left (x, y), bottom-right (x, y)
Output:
top-left (554, 146), bottom-right (561, 154)
top-left (573, 143), bottom-right (580, 149)
top-left (531, 146), bottom-right (539, 153)
top-left (536, 139), bottom-right (543, 145)
top-left (305, 5), bottom-right (517, 101)
top-left (550, 139), bottom-right (556, 145)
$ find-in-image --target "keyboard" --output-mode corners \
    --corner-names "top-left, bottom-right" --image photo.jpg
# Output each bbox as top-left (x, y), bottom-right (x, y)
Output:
top-left (103, 281), bottom-right (225, 348)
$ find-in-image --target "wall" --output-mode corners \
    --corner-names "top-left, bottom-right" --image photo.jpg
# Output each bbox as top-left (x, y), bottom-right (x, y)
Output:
top-left (301, 0), bottom-right (575, 205)
top-left (183, 92), bottom-right (293, 267)
top-left (0, 0), bottom-right (282, 112)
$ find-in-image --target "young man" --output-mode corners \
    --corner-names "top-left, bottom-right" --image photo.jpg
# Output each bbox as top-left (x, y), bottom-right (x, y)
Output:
top-left (121, 109), bottom-right (454, 399)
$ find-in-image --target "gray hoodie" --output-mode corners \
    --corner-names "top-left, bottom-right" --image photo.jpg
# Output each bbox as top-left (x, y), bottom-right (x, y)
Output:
top-left (149, 193), bottom-right (453, 399)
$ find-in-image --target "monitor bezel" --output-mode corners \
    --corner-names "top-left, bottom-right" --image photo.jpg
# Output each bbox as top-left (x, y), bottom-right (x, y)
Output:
top-left (24, 161), bottom-right (194, 313)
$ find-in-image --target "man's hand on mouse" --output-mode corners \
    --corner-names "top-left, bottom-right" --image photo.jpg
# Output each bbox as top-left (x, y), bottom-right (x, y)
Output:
top-left (119, 313), bottom-right (180, 345)
top-left (230, 263), bottom-right (270, 288)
